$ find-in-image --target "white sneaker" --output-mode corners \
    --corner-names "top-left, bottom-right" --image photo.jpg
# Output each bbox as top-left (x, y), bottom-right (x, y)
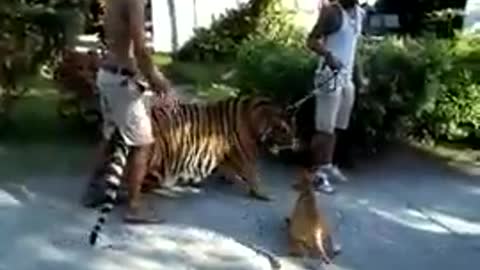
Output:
top-left (321, 164), bottom-right (349, 182)
top-left (313, 171), bottom-right (336, 194)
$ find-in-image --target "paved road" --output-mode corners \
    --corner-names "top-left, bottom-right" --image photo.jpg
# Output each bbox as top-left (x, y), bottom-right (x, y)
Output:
top-left (0, 144), bottom-right (479, 270)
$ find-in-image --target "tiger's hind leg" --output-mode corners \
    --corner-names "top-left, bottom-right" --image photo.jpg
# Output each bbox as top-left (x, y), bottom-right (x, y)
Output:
top-left (211, 167), bottom-right (235, 186)
top-left (141, 173), bottom-right (160, 193)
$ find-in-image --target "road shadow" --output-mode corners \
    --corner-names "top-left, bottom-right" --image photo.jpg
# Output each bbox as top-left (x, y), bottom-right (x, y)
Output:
top-left (1, 143), bottom-right (479, 270)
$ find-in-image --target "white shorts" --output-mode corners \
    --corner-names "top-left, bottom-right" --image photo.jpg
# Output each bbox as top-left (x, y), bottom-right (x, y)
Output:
top-left (96, 68), bottom-right (155, 146)
top-left (313, 65), bottom-right (355, 134)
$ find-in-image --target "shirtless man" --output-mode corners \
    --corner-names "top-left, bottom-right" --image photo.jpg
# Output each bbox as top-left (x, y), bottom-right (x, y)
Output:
top-left (90, 0), bottom-right (175, 222)
top-left (307, 0), bottom-right (367, 194)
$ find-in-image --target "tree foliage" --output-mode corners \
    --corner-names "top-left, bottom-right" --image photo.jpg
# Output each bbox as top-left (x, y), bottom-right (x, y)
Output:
top-left (0, 0), bottom-right (88, 125)
top-left (85, 0), bottom-right (106, 45)
top-left (374, 0), bottom-right (467, 36)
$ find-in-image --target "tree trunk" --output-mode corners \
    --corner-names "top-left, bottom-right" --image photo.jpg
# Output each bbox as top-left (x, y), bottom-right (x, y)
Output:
top-left (166, 0), bottom-right (179, 54)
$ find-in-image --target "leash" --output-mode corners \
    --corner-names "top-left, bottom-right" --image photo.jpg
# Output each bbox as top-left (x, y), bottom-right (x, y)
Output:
top-left (286, 69), bottom-right (339, 115)
top-left (267, 69), bottom-right (339, 156)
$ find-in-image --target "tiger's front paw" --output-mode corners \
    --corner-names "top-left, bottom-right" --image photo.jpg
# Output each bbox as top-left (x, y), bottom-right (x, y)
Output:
top-left (249, 190), bottom-right (273, 201)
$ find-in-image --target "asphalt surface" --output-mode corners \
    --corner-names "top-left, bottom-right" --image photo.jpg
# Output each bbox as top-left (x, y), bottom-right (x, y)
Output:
top-left (0, 144), bottom-right (479, 270)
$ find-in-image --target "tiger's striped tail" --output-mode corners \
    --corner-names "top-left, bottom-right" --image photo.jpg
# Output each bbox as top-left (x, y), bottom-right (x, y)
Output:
top-left (89, 132), bottom-right (130, 246)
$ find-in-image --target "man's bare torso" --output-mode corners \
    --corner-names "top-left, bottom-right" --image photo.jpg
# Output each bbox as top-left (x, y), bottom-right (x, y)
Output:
top-left (103, 0), bottom-right (138, 72)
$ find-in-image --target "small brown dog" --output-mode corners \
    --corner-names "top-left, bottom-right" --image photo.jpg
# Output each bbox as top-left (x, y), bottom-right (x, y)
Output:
top-left (286, 168), bottom-right (341, 264)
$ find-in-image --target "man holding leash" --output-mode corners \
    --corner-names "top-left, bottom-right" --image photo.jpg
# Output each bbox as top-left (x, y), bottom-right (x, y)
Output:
top-left (306, 0), bottom-right (367, 194)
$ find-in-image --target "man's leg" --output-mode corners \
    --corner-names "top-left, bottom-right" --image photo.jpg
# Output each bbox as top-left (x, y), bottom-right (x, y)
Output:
top-left (122, 144), bottom-right (163, 223)
top-left (310, 131), bottom-right (336, 193)
top-left (95, 67), bottom-right (162, 223)
top-left (317, 78), bottom-right (356, 184)
top-left (311, 73), bottom-right (351, 193)
top-left (314, 132), bottom-right (349, 183)
top-left (118, 77), bottom-right (163, 224)
top-left (312, 88), bottom-right (340, 194)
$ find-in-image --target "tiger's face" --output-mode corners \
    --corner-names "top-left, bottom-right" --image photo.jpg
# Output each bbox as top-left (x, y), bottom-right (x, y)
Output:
top-left (260, 107), bottom-right (299, 155)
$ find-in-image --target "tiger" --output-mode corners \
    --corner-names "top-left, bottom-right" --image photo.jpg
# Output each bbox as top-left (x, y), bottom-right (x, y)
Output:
top-left (54, 49), bottom-right (100, 98)
top-left (87, 95), bottom-right (299, 246)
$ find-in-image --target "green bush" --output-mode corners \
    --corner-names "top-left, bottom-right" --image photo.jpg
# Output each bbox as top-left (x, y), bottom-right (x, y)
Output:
top-left (233, 38), bottom-right (316, 105)
top-left (414, 70), bottom-right (480, 143)
top-left (350, 36), bottom-right (454, 152)
top-left (411, 34), bottom-right (480, 144)
top-left (230, 0), bottom-right (313, 103)
top-left (450, 34), bottom-right (480, 81)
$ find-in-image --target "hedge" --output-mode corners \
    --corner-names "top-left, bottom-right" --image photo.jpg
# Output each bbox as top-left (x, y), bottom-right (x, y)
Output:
top-left (231, 34), bottom-right (480, 160)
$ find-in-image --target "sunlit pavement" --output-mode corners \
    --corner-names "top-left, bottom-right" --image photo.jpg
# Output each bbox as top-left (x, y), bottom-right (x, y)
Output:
top-left (0, 144), bottom-right (479, 270)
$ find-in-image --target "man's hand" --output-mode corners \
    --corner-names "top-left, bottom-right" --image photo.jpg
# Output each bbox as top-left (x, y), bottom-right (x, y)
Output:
top-left (141, 68), bottom-right (178, 112)
top-left (149, 69), bottom-right (171, 94)
top-left (157, 89), bottom-right (179, 112)
top-left (324, 51), bottom-right (343, 71)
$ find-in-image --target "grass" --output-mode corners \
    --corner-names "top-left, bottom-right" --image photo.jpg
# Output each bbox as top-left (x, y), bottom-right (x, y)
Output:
top-left (0, 75), bottom-right (96, 144)
top-left (409, 140), bottom-right (480, 175)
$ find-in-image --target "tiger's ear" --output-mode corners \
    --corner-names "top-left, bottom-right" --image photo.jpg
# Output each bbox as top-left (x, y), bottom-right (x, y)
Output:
top-left (283, 107), bottom-right (297, 127)
top-left (285, 109), bottom-right (294, 120)
top-left (285, 104), bottom-right (297, 118)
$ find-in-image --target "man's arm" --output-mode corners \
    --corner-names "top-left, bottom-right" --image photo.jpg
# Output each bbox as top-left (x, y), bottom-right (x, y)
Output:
top-left (306, 4), bottom-right (342, 57)
top-left (127, 0), bottom-right (170, 92)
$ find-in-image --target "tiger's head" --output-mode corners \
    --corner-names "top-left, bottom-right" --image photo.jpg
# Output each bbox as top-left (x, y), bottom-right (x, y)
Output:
top-left (54, 49), bottom-right (100, 98)
top-left (248, 97), bottom-right (299, 155)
